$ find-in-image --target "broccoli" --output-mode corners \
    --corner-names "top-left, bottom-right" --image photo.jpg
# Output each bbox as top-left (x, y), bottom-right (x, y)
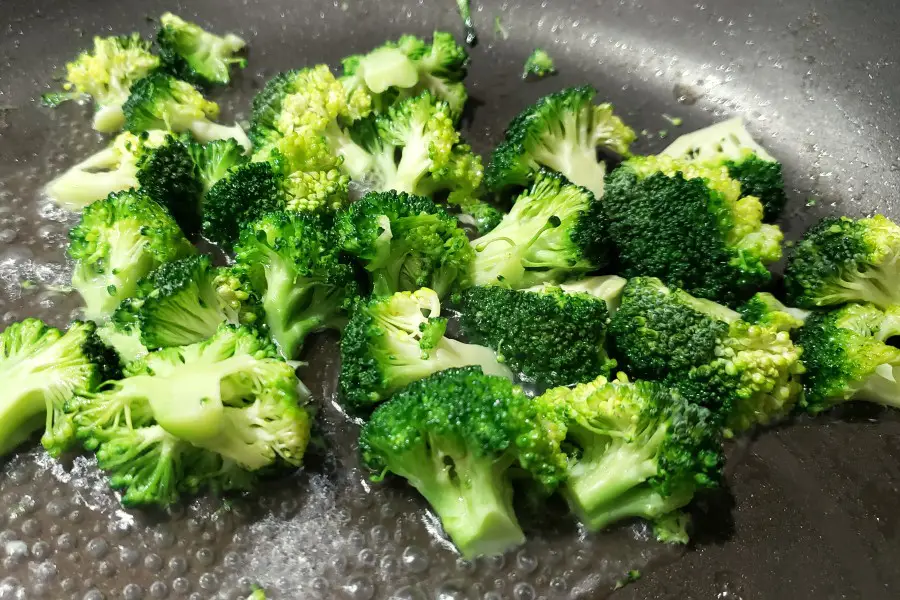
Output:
top-left (796, 303), bottom-right (900, 414)
top-left (247, 587), bottom-right (267, 600)
top-left (185, 137), bottom-right (247, 192)
top-left (608, 277), bottom-right (805, 432)
top-left (459, 285), bottom-right (616, 388)
top-left (44, 130), bottom-right (168, 210)
top-left (339, 288), bottom-right (512, 408)
top-left (0, 319), bottom-right (119, 458)
top-left (485, 87), bottom-right (635, 198)
top-left (42, 34), bottom-right (160, 133)
top-left (122, 72), bottom-right (251, 150)
top-left (604, 155), bottom-right (784, 304)
top-left (359, 367), bottom-right (568, 557)
top-left (541, 375), bottom-right (723, 532)
top-left (336, 190), bottom-right (474, 297)
top-left (234, 211), bottom-right (359, 359)
top-left (68, 190), bottom-right (195, 322)
top-left (526, 274), bottom-right (628, 314)
top-left (738, 292), bottom-right (809, 331)
top-left (662, 117), bottom-right (786, 221)
top-left (522, 49), bottom-right (556, 79)
top-left (653, 511), bottom-right (692, 544)
top-left (68, 325), bottom-right (310, 506)
top-left (784, 215), bottom-right (900, 310)
top-left (96, 320), bottom-right (149, 364)
top-left (469, 169), bottom-right (609, 289)
top-left (455, 0), bottom-right (478, 46)
top-left (114, 255), bottom-right (260, 350)
top-left (454, 198), bottom-right (505, 236)
top-left (157, 13), bottom-right (247, 86)
top-left (135, 134), bottom-right (204, 236)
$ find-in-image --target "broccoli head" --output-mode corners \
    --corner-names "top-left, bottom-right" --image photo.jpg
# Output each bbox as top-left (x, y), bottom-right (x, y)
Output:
top-left (737, 292), bottom-right (809, 332)
top-left (459, 285), bottom-right (616, 388)
top-left (135, 134), bottom-right (204, 236)
top-left (42, 34), bottom-right (160, 132)
top-left (604, 155), bottom-right (784, 304)
top-left (336, 190), bottom-right (473, 297)
top-left (359, 367), bottom-right (568, 557)
top-left (185, 137), bottom-right (247, 193)
top-left (234, 211), bottom-right (359, 359)
top-left (527, 274), bottom-right (628, 314)
top-left (784, 215), bottom-right (900, 310)
top-left (485, 87), bottom-right (635, 198)
top-left (797, 303), bottom-right (900, 414)
top-left (470, 169), bottom-right (609, 289)
top-left (157, 12), bottom-right (247, 86)
top-left (339, 288), bottom-right (512, 409)
top-left (68, 190), bottom-right (195, 322)
top-left (522, 49), bottom-right (556, 79)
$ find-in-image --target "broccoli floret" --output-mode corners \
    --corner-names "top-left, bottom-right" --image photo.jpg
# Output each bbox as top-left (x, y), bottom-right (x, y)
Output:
top-left (662, 117), bottom-right (786, 221)
top-left (96, 320), bottom-right (149, 364)
top-left (248, 70), bottom-right (306, 148)
top-left (157, 13), bottom-right (247, 86)
top-left (135, 134), bottom-right (204, 236)
top-left (459, 285), bottom-right (616, 388)
top-left (336, 190), bottom-right (473, 297)
top-left (738, 292), bottom-right (809, 331)
top-left (68, 190), bottom-right (195, 322)
top-left (522, 49), bottom-right (556, 79)
top-left (454, 197), bottom-right (504, 235)
top-left (247, 587), bottom-right (267, 600)
top-left (485, 87), bottom-right (635, 198)
top-left (653, 511), bottom-right (692, 544)
top-left (455, 0), bottom-right (478, 46)
top-left (42, 34), bottom-right (161, 133)
top-left (234, 211), bottom-right (359, 359)
top-left (528, 275), bottom-right (628, 314)
top-left (68, 325), bottom-right (310, 506)
top-left (359, 367), bottom-right (568, 557)
top-left (185, 138), bottom-right (247, 193)
top-left (609, 278), bottom-right (804, 432)
top-left (604, 155), bottom-right (784, 304)
top-left (470, 169), bottom-right (609, 289)
top-left (541, 375), bottom-right (723, 532)
top-left (122, 72), bottom-right (251, 150)
top-left (339, 288), bottom-right (512, 408)
top-left (784, 215), bottom-right (900, 310)
top-left (796, 303), bottom-right (900, 414)
top-left (0, 319), bottom-right (119, 458)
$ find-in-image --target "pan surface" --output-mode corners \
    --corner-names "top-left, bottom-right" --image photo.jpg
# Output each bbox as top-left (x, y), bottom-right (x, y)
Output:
top-left (1, 0), bottom-right (899, 598)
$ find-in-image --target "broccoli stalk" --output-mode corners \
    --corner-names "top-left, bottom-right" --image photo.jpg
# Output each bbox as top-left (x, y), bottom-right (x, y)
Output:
top-left (157, 13), bottom-right (247, 86)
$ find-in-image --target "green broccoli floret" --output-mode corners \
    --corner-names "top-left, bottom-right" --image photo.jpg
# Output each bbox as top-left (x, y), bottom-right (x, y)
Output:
top-left (339, 288), bottom-right (512, 408)
top-left (541, 375), bottom-right (723, 532)
top-left (359, 367), bottom-right (568, 558)
top-left (157, 13), bottom-right (247, 86)
top-left (662, 117), bottom-right (786, 221)
top-left (522, 49), bottom-right (556, 79)
top-left (68, 190), bottom-right (195, 322)
top-left (96, 320), bottom-right (149, 364)
top-left (459, 285), bottom-right (616, 388)
top-left (455, 0), bottom-right (478, 46)
top-left (737, 292), bottom-right (809, 331)
top-left (135, 134), bottom-right (204, 236)
top-left (604, 155), bottom-right (783, 304)
top-left (185, 138), bottom-right (247, 193)
top-left (44, 130), bottom-right (168, 210)
top-left (784, 215), bottom-right (900, 310)
top-left (234, 211), bottom-right (359, 359)
top-left (247, 587), bottom-right (267, 600)
top-left (653, 511), bottom-right (692, 544)
top-left (336, 190), bottom-right (473, 297)
top-left (42, 34), bottom-right (161, 133)
top-left (68, 324), bottom-right (310, 506)
top-left (248, 70), bottom-right (306, 148)
top-left (608, 278), bottom-right (805, 432)
top-left (796, 303), bottom-right (900, 414)
top-left (485, 87), bottom-right (635, 198)
top-left (470, 169), bottom-right (609, 289)
top-left (0, 319), bottom-right (119, 458)
top-left (454, 197), bottom-right (504, 235)
top-left (122, 72), bottom-right (251, 150)
top-left (527, 275), bottom-right (628, 314)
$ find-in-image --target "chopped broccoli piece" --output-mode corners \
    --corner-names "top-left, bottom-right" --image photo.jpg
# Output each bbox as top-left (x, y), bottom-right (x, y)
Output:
top-left (541, 375), bottom-right (723, 532)
top-left (42, 34), bottom-right (161, 133)
top-left (135, 134), bottom-right (204, 236)
top-left (653, 511), bottom-right (692, 544)
top-left (234, 211), bottom-right (359, 359)
top-left (68, 325), bottom-right (310, 506)
top-left (68, 190), bottom-right (195, 322)
top-left (454, 197), bottom-right (505, 235)
top-left (336, 190), bottom-right (474, 297)
top-left (247, 587), bottom-right (267, 600)
top-left (185, 137), bottom-right (247, 193)
top-left (608, 277), bottom-right (805, 432)
top-left (455, 0), bottom-right (478, 46)
top-left (470, 169), bottom-right (609, 289)
top-left (459, 285), bottom-right (616, 388)
top-left (784, 215), bottom-right (900, 310)
top-left (527, 275), bottom-right (628, 314)
top-left (0, 319), bottom-right (120, 458)
top-left (604, 155), bottom-right (784, 304)
top-left (737, 292), bottom-right (809, 331)
top-left (797, 303), bottom-right (900, 414)
top-left (522, 49), bottom-right (556, 79)
top-left (122, 72), bottom-right (251, 150)
top-left (339, 288), bottom-right (512, 408)
top-left (96, 320), bottom-right (149, 365)
top-left (157, 13), bottom-right (247, 86)
top-left (485, 87), bottom-right (635, 198)
top-left (359, 367), bottom-right (569, 558)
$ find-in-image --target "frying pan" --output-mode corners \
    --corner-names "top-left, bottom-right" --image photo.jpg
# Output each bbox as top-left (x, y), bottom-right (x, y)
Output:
top-left (1, 0), bottom-right (899, 598)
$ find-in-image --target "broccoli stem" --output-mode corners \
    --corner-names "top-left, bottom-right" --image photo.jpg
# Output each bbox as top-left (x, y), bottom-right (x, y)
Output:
top-left (93, 104), bottom-right (126, 133)
top-left (856, 364), bottom-right (900, 408)
top-left (100, 425), bottom-right (181, 506)
top-left (530, 136), bottom-right (606, 199)
top-left (44, 146), bottom-right (137, 209)
top-left (188, 120), bottom-right (251, 152)
top-left (579, 484), bottom-right (694, 532)
top-left (0, 386), bottom-right (45, 455)
top-left (194, 408), bottom-right (274, 470)
top-left (324, 123), bottom-right (372, 179)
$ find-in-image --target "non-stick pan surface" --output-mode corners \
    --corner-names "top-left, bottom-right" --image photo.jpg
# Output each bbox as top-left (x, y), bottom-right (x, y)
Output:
top-left (1, 0), bottom-right (899, 598)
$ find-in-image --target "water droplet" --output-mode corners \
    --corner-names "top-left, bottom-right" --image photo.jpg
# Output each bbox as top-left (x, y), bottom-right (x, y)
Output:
top-left (342, 576), bottom-right (374, 600)
top-left (86, 537), bottom-right (108, 558)
top-left (401, 546), bottom-right (429, 574)
top-left (123, 583), bottom-right (143, 600)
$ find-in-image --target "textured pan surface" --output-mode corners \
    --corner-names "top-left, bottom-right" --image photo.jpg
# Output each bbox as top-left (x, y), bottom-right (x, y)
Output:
top-left (0, 0), bottom-right (899, 598)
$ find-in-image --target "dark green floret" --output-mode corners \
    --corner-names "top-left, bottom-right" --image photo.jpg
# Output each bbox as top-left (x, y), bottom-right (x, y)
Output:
top-left (248, 70), bottom-right (304, 147)
top-left (737, 292), bottom-right (808, 331)
top-left (136, 134), bottom-right (203, 236)
top-left (725, 154), bottom-right (787, 223)
top-left (157, 12), bottom-right (247, 86)
top-left (185, 137), bottom-right (247, 192)
top-left (359, 367), bottom-right (568, 558)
